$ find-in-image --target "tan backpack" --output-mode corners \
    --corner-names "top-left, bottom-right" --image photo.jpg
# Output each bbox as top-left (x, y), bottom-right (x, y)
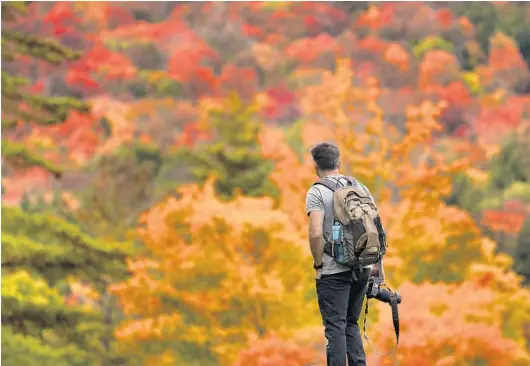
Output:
top-left (313, 177), bottom-right (386, 268)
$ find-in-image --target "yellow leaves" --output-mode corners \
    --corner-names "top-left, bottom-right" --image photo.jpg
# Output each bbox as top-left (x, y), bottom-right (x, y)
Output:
top-left (298, 59), bottom-right (355, 120)
top-left (113, 177), bottom-right (318, 364)
top-left (143, 350), bottom-right (177, 366)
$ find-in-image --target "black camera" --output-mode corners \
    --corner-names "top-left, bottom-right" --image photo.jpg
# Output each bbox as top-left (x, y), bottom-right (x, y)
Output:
top-left (366, 278), bottom-right (402, 304)
top-left (364, 277), bottom-right (402, 356)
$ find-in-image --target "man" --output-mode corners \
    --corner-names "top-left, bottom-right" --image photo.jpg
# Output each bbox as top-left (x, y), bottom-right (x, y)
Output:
top-left (306, 141), bottom-right (384, 366)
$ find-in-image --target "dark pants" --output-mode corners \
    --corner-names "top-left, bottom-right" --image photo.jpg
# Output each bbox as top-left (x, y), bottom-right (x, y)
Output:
top-left (316, 268), bottom-right (370, 366)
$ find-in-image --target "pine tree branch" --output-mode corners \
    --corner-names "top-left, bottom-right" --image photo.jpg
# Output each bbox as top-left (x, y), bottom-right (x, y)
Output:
top-left (1, 72), bottom-right (90, 127)
top-left (2, 207), bottom-right (131, 260)
top-left (1, 140), bottom-right (63, 178)
top-left (2, 30), bottom-right (82, 64)
top-left (1, 2), bottom-right (28, 22)
top-left (1, 325), bottom-right (90, 365)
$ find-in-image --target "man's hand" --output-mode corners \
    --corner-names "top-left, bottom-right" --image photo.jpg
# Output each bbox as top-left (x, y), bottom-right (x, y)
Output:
top-left (315, 268), bottom-right (323, 280)
top-left (370, 260), bottom-right (386, 284)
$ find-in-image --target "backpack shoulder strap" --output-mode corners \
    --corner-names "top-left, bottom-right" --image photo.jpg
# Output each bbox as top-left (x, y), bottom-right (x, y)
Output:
top-left (346, 176), bottom-right (372, 197)
top-left (312, 178), bottom-right (338, 192)
top-left (345, 176), bottom-right (356, 186)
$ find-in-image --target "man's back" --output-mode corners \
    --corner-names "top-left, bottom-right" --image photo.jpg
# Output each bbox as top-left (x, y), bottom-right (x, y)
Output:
top-left (306, 175), bottom-right (374, 275)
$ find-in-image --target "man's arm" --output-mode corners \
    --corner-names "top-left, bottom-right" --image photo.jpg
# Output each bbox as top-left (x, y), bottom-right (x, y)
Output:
top-left (306, 187), bottom-right (326, 266)
top-left (309, 211), bottom-right (325, 266)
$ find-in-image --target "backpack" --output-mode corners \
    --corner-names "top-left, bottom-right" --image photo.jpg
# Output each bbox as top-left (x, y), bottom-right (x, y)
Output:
top-left (313, 177), bottom-right (387, 268)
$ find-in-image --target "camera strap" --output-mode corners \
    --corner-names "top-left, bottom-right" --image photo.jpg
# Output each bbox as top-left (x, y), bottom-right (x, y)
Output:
top-left (363, 289), bottom-right (400, 356)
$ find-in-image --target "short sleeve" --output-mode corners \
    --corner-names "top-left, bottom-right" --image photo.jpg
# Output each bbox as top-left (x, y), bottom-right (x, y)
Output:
top-left (306, 186), bottom-right (325, 216)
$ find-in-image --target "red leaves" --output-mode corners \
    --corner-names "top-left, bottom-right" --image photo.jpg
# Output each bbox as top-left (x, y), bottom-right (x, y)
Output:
top-left (436, 9), bottom-right (453, 29)
top-left (66, 65), bottom-right (99, 90)
top-left (481, 201), bottom-right (527, 234)
top-left (175, 122), bottom-right (211, 147)
top-left (66, 43), bottom-right (137, 90)
top-left (262, 83), bottom-right (298, 122)
top-left (43, 2), bottom-right (78, 36)
top-left (472, 96), bottom-right (530, 146)
top-left (34, 110), bottom-right (102, 165)
top-left (217, 64), bottom-right (258, 100)
top-left (168, 35), bottom-right (218, 92)
top-left (242, 23), bottom-right (265, 39)
top-left (85, 43), bottom-right (137, 80)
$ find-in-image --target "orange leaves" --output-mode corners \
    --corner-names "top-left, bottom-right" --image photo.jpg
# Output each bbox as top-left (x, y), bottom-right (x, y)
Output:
top-left (356, 4), bottom-right (395, 31)
top-left (383, 43), bottom-right (409, 71)
top-left (357, 35), bottom-right (389, 57)
top-left (100, 17), bottom-right (188, 44)
top-left (259, 125), bottom-right (316, 230)
top-left (286, 34), bottom-right (340, 66)
top-left (234, 335), bottom-right (321, 366)
top-left (90, 96), bottom-right (135, 154)
top-left (367, 281), bottom-right (530, 366)
top-left (418, 50), bottom-right (460, 91)
top-left (489, 32), bottom-right (527, 73)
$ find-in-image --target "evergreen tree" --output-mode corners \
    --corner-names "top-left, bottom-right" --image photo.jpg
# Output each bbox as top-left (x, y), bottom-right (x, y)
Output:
top-left (1, 2), bottom-right (90, 178)
top-left (1, 206), bottom-right (132, 365)
top-left (189, 94), bottom-right (279, 200)
top-left (76, 142), bottom-right (164, 239)
top-left (515, 217), bottom-right (530, 285)
top-left (1, 3), bottom-right (134, 364)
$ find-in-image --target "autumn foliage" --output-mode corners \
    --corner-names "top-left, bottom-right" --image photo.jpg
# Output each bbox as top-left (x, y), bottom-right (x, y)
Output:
top-left (2, 2), bottom-right (530, 366)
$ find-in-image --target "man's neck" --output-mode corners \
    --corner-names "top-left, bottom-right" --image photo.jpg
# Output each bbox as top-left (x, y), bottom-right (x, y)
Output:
top-left (320, 170), bottom-right (340, 178)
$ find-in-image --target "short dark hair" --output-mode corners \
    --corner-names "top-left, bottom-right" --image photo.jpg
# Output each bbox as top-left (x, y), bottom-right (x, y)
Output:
top-left (310, 141), bottom-right (340, 171)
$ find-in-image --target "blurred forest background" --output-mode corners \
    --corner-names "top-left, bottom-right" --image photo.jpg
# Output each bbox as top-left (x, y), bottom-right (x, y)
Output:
top-left (2, 1), bottom-right (530, 365)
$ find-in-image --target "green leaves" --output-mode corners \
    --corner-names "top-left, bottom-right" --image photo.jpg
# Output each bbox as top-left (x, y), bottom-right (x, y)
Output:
top-left (2, 207), bottom-right (130, 285)
top-left (189, 94), bottom-right (279, 200)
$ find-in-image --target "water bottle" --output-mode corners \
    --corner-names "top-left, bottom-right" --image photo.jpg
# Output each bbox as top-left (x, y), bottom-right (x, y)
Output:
top-left (332, 219), bottom-right (341, 241)
top-left (332, 219), bottom-right (344, 263)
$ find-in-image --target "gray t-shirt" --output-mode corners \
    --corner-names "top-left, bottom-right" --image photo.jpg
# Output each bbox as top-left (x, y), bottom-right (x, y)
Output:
top-left (306, 175), bottom-right (374, 275)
